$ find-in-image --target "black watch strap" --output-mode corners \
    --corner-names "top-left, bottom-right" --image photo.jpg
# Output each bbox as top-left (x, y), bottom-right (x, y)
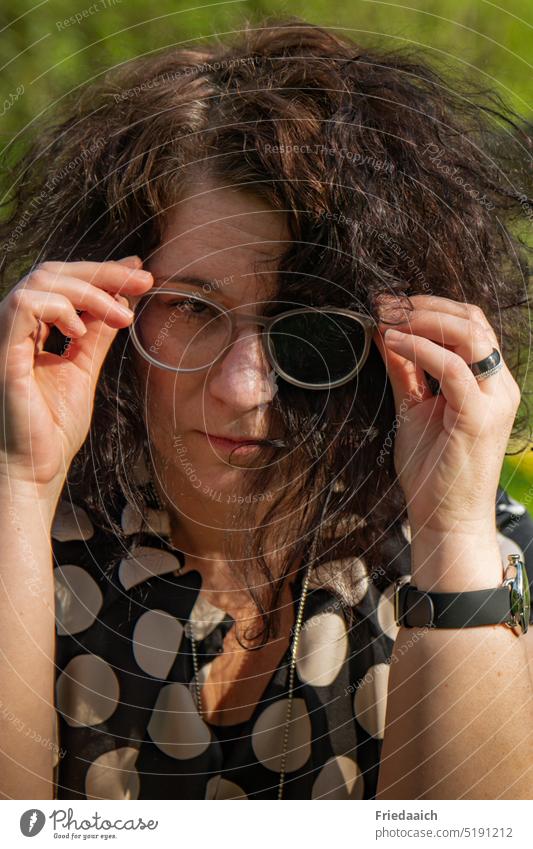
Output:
top-left (396, 582), bottom-right (512, 629)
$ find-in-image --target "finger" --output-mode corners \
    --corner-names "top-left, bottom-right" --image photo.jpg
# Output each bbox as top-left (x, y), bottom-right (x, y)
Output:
top-left (383, 328), bottom-right (481, 412)
top-left (377, 309), bottom-right (497, 366)
top-left (373, 327), bottom-right (434, 410)
top-left (22, 259), bottom-right (153, 295)
top-left (374, 293), bottom-right (500, 345)
top-left (32, 319), bottom-right (51, 355)
top-left (117, 256), bottom-right (143, 268)
top-left (1, 289), bottom-right (88, 354)
top-left (19, 270), bottom-right (139, 327)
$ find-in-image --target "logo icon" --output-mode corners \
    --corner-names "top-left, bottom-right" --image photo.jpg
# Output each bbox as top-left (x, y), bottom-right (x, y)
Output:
top-left (20, 810), bottom-right (46, 837)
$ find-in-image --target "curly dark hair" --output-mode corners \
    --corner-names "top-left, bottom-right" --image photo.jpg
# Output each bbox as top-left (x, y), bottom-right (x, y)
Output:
top-left (1, 16), bottom-right (532, 648)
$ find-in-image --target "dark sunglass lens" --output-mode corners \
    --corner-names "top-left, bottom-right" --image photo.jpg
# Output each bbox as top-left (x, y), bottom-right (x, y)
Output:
top-left (271, 312), bottom-right (367, 385)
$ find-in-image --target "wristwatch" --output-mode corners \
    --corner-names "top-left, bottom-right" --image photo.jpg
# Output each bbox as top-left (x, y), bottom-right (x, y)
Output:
top-left (394, 553), bottom-right (530, 635)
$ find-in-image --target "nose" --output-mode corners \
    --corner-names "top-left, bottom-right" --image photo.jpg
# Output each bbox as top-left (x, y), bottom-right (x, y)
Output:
top-left (207, 324), bottom-right (278, 412)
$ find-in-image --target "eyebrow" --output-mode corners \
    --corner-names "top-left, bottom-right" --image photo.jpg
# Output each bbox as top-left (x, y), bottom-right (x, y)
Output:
top-left (152, 274), bottom-right (218, 290)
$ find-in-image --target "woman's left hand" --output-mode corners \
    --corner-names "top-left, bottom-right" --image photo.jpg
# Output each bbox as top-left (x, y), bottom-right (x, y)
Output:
top-left (372, 294), bottom-right (522, 542)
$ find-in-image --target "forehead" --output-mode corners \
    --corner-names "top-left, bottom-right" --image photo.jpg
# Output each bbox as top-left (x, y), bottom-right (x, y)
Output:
top-left (146, 182), bottom-right (290, 301)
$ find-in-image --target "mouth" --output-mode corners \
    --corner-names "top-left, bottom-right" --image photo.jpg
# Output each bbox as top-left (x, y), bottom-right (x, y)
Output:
top-left (199, 431), bottom-right (265, 454)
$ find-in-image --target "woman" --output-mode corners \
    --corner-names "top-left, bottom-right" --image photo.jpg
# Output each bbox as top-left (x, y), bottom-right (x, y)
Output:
top-left (0, 18), bottom-right (532, 801)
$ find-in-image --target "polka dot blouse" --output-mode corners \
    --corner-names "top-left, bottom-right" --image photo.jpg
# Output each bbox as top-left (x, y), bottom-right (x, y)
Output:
top-left (51, 483), bottom-right (533, 800)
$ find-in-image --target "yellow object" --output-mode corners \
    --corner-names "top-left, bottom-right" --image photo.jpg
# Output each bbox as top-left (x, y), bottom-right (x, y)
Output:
top-left (505, 446), bottom-right (533, 476)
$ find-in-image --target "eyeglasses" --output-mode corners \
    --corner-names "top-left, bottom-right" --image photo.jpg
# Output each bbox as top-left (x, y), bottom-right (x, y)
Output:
top-left (126, 288), bottom-right (376, 390)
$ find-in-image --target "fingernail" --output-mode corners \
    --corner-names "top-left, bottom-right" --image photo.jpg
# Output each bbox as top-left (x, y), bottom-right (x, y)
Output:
top-left (131, 270), bottom-right (152, 282)
top-left (114, 295), bottom-right (134, 317)
top-left (384, 328), bottom-right (405, 342)
top-left (70, 316), bottom-right (87, 336)
top-left (118, 255), bottom-right (142, 267)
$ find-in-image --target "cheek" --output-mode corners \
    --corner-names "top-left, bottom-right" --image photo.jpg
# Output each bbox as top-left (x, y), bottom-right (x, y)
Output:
top-left (131, 350), bottom-right (208, 441)
top-left (143, 369), bottom-right (201, 437)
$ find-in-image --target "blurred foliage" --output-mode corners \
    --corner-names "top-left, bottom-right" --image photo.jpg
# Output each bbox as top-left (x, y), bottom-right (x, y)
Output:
top-left (500, 447), bottom-right (533, 517)
top-left (0, 0), bottom-right (532, 512)
top-left (1, 0), bottom-right (532, 143)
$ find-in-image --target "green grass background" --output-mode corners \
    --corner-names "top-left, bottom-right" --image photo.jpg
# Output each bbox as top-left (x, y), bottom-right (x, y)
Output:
top-left (1, 0), bottom-right (531, 513)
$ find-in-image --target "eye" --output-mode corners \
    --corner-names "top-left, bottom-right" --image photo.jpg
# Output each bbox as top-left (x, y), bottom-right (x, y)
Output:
top-left (169, 298), bottom-right (208, 314)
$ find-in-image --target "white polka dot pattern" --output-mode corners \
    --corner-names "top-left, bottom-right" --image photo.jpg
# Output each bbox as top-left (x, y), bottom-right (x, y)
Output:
top-left (189, 594), bottom-right (226, 640)
top-left (54, 565), bottom-right (103, 636)
top-left (52, 500), bottom-right (94, 541)
top-left (354, 662), bottom-right (390, 739)
top-left (251, 698), bottom-right (311, 772)
top-left (56, 654), bottom-right (120, 728)
top-left (312, 755), bottom-right (364, 799)
top-left (147, 683), bottom-right (211, 759)
top-left (206, 776), bottom-right (248, 799)
top-left (295, 611), bottom-right (348, 686)
top-left (85, 747), bottom-right (140, 800)
top-left (132, 609), bottom-right (183, 679)
top-left (118, 546), bottom-right (182, 590)
top-left (121, 502), bottom-right (171, 536)
top-left (377, 583), bottom-right (400, 641)
top-left (401, 519), bottom-right (411, 543)
top-left (53, 484), bottom-right (532, 799)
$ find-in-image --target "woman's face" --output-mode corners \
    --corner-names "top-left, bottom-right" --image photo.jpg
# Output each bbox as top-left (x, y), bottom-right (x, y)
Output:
top-left (132, 180), bottom-right (291, 504)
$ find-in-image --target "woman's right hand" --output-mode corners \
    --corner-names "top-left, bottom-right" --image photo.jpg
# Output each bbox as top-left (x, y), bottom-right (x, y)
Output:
top-left (0, 256), bottom-right (153, 492)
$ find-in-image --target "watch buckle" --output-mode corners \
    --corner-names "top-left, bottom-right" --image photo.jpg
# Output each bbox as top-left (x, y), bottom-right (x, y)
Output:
top-left (394, 576), bottom-right (437, 628)
top-left (394, 576), bottom-right (411, 627)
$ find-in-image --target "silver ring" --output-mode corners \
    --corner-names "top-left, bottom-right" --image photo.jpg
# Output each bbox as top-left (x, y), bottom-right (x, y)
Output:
top-left (468, 348), bottom-right (503, 381)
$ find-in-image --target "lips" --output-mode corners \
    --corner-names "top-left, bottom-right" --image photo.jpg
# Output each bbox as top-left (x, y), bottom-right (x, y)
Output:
top-left (203, 432), bottom-right (263, 445)
top-left (197, 431), bottom-right (264, 456)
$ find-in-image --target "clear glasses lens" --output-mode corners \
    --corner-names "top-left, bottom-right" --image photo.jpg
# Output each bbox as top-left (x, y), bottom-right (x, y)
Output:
top-left (270, 311), bottom-right (367, 385)
top-left (133, 294), bottom-right (368, 385)
top-left (133, 292), bottom-right (231, 370)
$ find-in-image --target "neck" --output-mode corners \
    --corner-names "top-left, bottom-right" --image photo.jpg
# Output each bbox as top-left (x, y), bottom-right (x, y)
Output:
top-left (148, 462), bottom-right (305, 606)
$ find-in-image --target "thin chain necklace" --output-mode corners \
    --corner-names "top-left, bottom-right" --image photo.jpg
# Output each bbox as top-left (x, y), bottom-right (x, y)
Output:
top-left (145, 474), bottom-right (312, 800)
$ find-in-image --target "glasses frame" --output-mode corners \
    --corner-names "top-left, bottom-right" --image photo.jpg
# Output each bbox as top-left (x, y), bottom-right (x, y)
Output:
top-left (126, 288), bottom-right (377, 390)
